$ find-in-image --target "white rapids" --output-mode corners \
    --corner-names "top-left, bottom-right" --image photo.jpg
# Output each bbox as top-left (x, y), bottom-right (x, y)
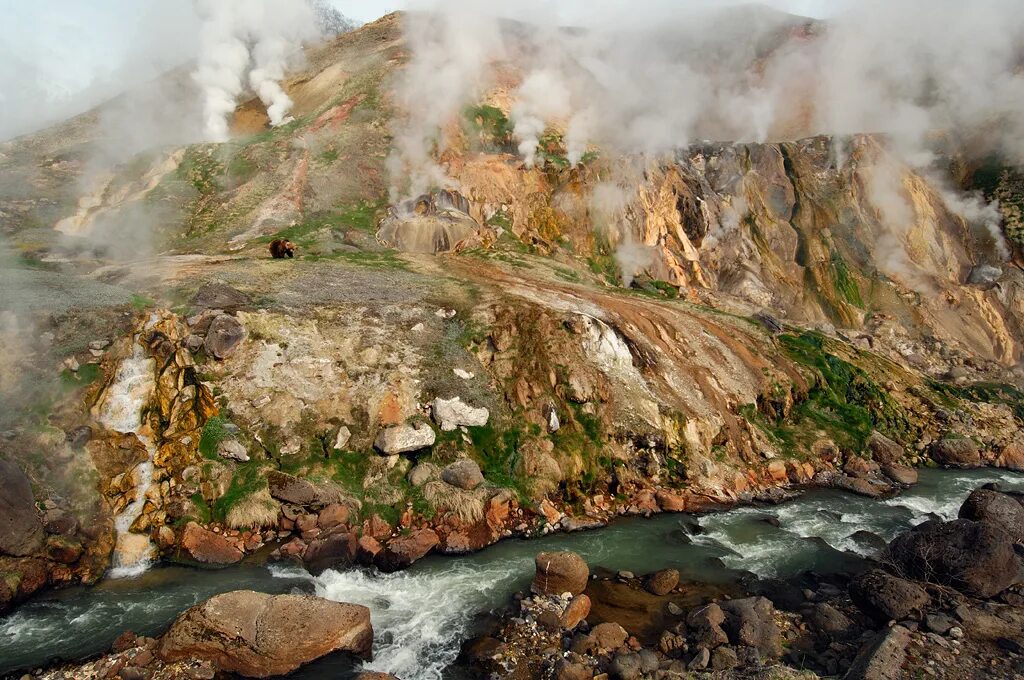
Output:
top-left (96, 330), bottom-right (159, 578)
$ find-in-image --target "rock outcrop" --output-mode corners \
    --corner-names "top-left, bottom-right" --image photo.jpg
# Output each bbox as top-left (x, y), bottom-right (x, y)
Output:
top-left (159, 591), bottom-right (372, 677)
top-left (0, 460), bottom-right (44, 556)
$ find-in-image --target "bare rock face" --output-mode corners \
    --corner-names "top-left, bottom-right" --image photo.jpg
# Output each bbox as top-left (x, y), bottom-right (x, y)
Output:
top-left (204, 314), bottom-right (246, 360)
top-left (159, 590), bottom-right (372, 677)
top-left (431, 397), bottom-right (489, 431)
top-left (0, 460), bottom-right (44, 556)
top-left (180, 522), bottom-right (243, 565)
top-left (440, 459), bottom-right (484, 490)
top-left (930, 436), bottom-right (981, 468)
top-left (886, 519), bottom-right (1021, 598)
top-left (373, 422), bottom-right (436, 455)
top-left (267, 471), bottom-right (345, 508)
top-left (845, 624), bottom-right (911, 680)
top-left (532, 551), bottom-right (589, 596)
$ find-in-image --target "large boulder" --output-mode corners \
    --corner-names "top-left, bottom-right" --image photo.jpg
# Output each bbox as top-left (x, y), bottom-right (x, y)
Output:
top-left (303, 532), bottom-right (357, 574)
top-left (180, 522), bottom-right (243, 565)
top-left (532, 551), bottom-right (590, 596)
top-left (880, 463), bottom-right (917, 486)
top-left (159, 591), bottom-right (372, 677)
top-left (930, 436), bottom-right (981, 468)
top-left (204, 314), bottom-right (246, 360)
top-left (886, 519), bottom-right (1021, 598)
top-left (440, 459), bottom-right (484, 490)
top-left (849, 569), bottom-right (929, 622)
top-left (373, 422), bottom-right (436, 455)
top-left (431, 397), bottom-right (489, 431)
top-left (374, 529), bottom-right (439, 572)
top-left (0, 460), bottom-right (44, 556)
top-left (719, 596), bottom-right (783, 658)
top-left (866, 431), bottom-right (905, 465)
top-left (644, 568), bottom-right (680, 596)
top-left (958, 488), bottom-right (1024, 543)
top-left (995, 441), bottom-right (1024, 471)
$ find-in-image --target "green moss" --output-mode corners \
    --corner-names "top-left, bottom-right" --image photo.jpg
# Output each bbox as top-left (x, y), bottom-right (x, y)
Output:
top-left (199, 416), bottom-right (229, 460)
top-left (190, 492), bottom-right (212, 524)
top-left (829, 250), bottom-right (864, 308)
top-left (59, 363), bottom-right (101, 390)
top-left (928, 380), bottom-right (1024, 421)
top-left (743, 332), bottom-right (912, 455)
top-left (464, 104), bottom-right (514, 152)
top-left (211, 461), bottom-right (267, 522)
top-left (129, 294), bottom-right (155, 311)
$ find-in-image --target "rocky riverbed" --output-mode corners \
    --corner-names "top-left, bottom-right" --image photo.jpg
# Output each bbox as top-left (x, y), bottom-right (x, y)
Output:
top-left (4, 468), bottom-right (1023, 680)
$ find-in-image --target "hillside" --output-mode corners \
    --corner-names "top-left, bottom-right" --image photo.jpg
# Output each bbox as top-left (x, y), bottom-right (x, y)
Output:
top-left (1, 9), bottom-right (1023, 630)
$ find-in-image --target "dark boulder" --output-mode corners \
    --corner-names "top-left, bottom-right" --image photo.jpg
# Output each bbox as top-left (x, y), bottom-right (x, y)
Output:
top-left (204, 314), bottom-right (246, 360)
top-left (808, 602), bottom-right (858, 640)
top-left (866, 431), bottom-right (905, 465)
top-left (719, 596), bottom-right (783, 658)
top-left (532, 551), bottom-right (589, 596)
top-left (849, 569), bottom-right (929, 622)
top-left (958, 488), bottom-right (1024, 543)
top-left (886, 519), bottom-right (1021, 598)
top-left (845, 625), bottom-right (911, 680)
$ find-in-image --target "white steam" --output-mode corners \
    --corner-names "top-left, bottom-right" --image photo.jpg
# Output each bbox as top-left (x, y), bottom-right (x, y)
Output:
top-left (389, 1), bottom-right (1024, 193)
top-left (192, 0), bottom-right (320, 142)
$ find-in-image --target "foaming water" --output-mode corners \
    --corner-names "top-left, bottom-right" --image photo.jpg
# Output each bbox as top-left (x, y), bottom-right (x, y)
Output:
top-left (2, 468), bottom-right (1022, 678)
top-left (95, 332), bottom-right (159, 577)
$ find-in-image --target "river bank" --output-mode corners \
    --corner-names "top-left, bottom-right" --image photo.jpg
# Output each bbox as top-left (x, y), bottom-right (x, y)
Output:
top-left (4, 467), bottom-right (1023, 679)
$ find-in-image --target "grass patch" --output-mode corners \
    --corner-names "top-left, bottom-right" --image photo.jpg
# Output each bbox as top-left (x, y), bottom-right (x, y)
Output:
top-left (211, 461), bottom-right (267, 522)
top-left (830, 250), bottom-right (864, 308)
top-left (928, 380), bottom-right (1024, 421)
top-left (59, 363), bottom-right (101, 390)
top-left (129, 294), bottom-right (155, 311)
top-left (199, 416), bottom-right (230, 460)
top-left (464, 104), bottom-right (514, 152)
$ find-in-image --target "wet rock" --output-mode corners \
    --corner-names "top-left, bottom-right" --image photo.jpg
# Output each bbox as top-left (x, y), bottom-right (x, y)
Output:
top-left (880, 463), bottom-right (917, 486)
top-left (644, 568), bottom-right (680, 596)
top-left (848, 530), bottom-right (888, 555)
top-left (867, 431), bottom-right (905, 464)
top-left (43, 508), bottom-right (78, 536)
top-left (560, 593), bottom-right (591, 629)
top-left (886, 518), bottom-right (1021, 597)
top-left (355, 674), bottom-right (401, 680)
top-left (845, 624), bottom-right (910, 680)
top-left (180, 522), bottom-right (243, 565)
top-left (45, 535), bottom-right (83, 563)
top-left (355, 535), bottom-right (381, 564)
top-left (532, 551), bottom-right (589, 596)
top-left (204, 314), bottom-right (246, 360)
top-left (844, 456), bottom-right (880, 479)
top-left (373, 422), bottom-right (436, 455)
top-left (303, 532), bottom-right (357, 574)
top-left (849, 570), bottom-right (929, 622)
top-left (159, 590), bottom-right (372, 677)
top-left (958, 488), bottom-right (1024, 543)
top-left (809, 602), bottom-right (857, 640)
top-left (832, 474), bottom-right (888, 498)
top-left (374, 528), bottom-right (439, 572)
top-left (191, 283), bottom-right (252, 313)
top-left (217, 439), bottom-right (250, 462)
top-left (930, 436), bottom-right (981, 468)
top-left (440, 459), bottom-right (484, 490)
top-left (719, 596), bottom-right (782, 658)
top-left (0, 461), bottom-right (44, 557)
top-left (431, 397), bottom-right (489, 431)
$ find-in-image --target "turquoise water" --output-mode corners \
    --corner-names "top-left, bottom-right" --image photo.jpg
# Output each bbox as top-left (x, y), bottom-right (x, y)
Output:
top-left (2, 467), bottom-right (1021, 679)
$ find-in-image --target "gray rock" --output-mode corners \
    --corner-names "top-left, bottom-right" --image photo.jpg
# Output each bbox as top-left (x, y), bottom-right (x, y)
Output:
top-left (609, 652), bottom-right (642, 680)
top-left (191, 283), bottom-right (252, 313)
top-left (440, 459), bottom-right (484, 490)
top-left (924, 613), bottom-right (955, 635)
top-left (0, 460), bottom-right (44, 556)
top-left (204, 314), bottom-right (246, 360)
top-left (844, 625), bottom-right (911, 680)
top-left (374, 422), bottom-right (436, 454)
top-left (880, 463), bottom-right (918, 486)
top-left (719, 596), bottom-right (783, 658)
top-left (431, 397), bottom-right (489, 431)
top-left (267, 471), bottom-right (345, 508)
top-left (809, 602), bottom-right (858, 640)
top-left (217, 439), bottom-right (250, 462)
top-left (333, 426), bottom-right (351, 451)
top-left (407, 463), bottom-right (437, 487)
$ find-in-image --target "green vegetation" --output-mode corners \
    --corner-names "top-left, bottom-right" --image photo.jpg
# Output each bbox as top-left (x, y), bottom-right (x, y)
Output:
top-left (176, 147), bottom-right (225, 196)
top-left (744, 332), bottom-right (912, 455)
top-left (211, 461), bottom-right (267, 522)
top-left (929, 380), bottom-right (1024, 421)
top-left (464, 104), bottom-right (514, 151)
top-left (129, 294), bottom-right (155, 311)
top-left (59, 363), bottom-right (100, 390)
top-left (829, 250), bottom-right (864, 308)
top-left (199, 416), bottom-right (230, 460)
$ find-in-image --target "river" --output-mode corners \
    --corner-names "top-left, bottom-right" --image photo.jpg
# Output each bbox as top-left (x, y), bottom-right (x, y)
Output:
top-left (2, 467), bottom-right (1022, 679)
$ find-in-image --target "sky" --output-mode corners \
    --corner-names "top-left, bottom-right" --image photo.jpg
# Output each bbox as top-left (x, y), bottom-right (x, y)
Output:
top-left (0, 0), bottom-right (837, 141)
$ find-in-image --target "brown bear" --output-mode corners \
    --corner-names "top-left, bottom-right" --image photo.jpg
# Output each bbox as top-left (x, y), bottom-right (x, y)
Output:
top-left (269, 239), bottom-right (296, 259)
